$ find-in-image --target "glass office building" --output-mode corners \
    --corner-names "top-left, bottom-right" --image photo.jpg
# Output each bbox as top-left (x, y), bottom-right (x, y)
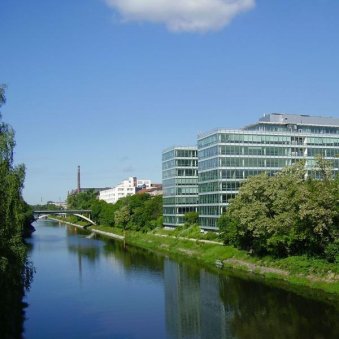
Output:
top-left (162, 146), bottom-right (198, 227)
top-left (198, 113), bottom-right (339, 229)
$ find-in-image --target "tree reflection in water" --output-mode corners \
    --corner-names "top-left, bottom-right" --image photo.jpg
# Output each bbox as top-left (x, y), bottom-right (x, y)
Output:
top-left (0, 268), bottom-right (27, 339)
top-left (218, 275), bottom-right (339, 339)
top-left (161, 258), bottom-right (339, 339)
top-left (0, 241), bottom-right (34, 339)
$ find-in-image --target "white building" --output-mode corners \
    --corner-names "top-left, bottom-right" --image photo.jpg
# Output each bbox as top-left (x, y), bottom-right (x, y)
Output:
top-left (99, 177), bottom-right (152, 204)
top-left (136, 178), bottom-right (152, 188)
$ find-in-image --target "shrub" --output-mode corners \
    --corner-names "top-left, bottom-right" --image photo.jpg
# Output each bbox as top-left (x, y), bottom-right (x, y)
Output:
top-left (324, 241), bottom-right (339, 263)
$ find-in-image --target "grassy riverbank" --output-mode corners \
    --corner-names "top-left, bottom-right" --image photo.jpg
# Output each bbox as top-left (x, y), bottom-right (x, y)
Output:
top-left (128, 231), bottom-right (338, 293)
top-left (92, 225), bottom-right (339, 301)
top-left (46, 217), bottom-right (339, 302)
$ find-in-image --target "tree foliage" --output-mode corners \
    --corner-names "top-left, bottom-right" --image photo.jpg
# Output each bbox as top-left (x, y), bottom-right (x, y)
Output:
top-left (184, 211), bottom-right (199, 226)
top-left (0, 85), bottom-right (33, 273)
top-left (30, 202), bottom-right (61, 211)
top-left (0, 85), bottom-right (34, 338)
top-left (67, 189), bottom-right (98, 210)
top-left (218, 160), bottom-right (339, 261)
top-left (67, 190), bottom-right (163, 232)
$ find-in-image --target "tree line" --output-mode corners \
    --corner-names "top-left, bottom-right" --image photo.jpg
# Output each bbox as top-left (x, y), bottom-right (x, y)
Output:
top-left (67, 190), bottom-right (163, 232)
top-left (218, 159), bottom-right (339, 262)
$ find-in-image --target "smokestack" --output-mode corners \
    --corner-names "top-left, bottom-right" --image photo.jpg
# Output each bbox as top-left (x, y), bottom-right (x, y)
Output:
top-left (77, 166), bottom-right (81, 193)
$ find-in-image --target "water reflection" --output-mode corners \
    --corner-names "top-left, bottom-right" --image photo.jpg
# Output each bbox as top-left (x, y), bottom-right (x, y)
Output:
top-left (66, 227), bottom-right (104, 285)
top-left (103, 240), bottom-right (164, 276)
top-left (68, 227), bottom-right (339, 339)
top-left (164, 260), bottom-right (232, 339)
top-left (24, 220), bottom-right (339, 339)
top-left (163, 258), bottom-right (339, 339)
top-left (0, 240), bottom-right (33, 339)
top-left (219, 277), bottom-right (339, 339)
top-left (66, 228), bottom-right (102, 262)
top-left (0, 270), bottom-right (27, 339)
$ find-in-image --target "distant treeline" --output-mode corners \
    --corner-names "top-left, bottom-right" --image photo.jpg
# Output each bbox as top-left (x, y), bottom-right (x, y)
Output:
top-left (218, 159), bottom-right (339, 262)
top-left (67, 191), bottom-right (163, 232)
top-left (0, 85), bottom-right (34, 339)
top-left (30, 202), bottom-right (63, 211)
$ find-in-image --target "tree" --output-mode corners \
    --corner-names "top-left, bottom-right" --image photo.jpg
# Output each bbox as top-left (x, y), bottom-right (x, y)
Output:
top-left (184, 211), bottom-right (199, 226)
top-left (129, 195), bottom-right (163, 231)
top-left (67, 189), bottom-right (97, 209)
top-left (114, 205), bottom-right (130, 229)
top-left (0, 85), bottom-right (34, 338)
top-left (0, 84), bottom-right (34, 268)
top-left (219, 160), bottom-right (339, 260)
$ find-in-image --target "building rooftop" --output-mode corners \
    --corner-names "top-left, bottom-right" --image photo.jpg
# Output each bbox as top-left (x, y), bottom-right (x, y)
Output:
top-left (257, 113), bottom-right (339, 127)
top-left (162, 145), bottom-right (198, 153)
top-left (197, 113), bottom-right (339, 139)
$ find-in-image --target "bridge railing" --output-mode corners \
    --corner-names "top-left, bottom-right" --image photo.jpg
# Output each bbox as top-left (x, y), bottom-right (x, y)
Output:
top-left (33, 210), bottom-right (96, 225)
top-left (34, 210), bottom-right (92, 214)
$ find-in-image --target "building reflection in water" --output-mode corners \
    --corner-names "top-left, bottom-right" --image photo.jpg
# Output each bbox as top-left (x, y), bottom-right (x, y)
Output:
top-left (66, 227), bottom-right (103, 283)
top-left (163, 257), bottom-right (339, 339)
top-left (164, 259), bottom-right (233, 339)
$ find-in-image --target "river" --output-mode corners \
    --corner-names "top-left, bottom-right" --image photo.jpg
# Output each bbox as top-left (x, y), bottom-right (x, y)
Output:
top-left (23, 219), bottom-right (339, 339)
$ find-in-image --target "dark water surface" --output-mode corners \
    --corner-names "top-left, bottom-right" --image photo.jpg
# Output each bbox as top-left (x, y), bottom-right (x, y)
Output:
top-left (23, 220), bottom-right (339, 339)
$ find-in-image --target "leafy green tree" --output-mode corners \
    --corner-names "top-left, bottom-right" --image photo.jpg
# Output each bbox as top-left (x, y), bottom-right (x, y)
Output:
top-left (143, 195), bottom-right (162, 222)
top-left (1, 84), bottom-right (32, 271)
top-left (90, 199), bottom-right (111, 226)
top-left (126, 193), bottom-right (150, 211)
top-left (184, 211), bottom-right (199, 226)
top-left (67, 189), bottom-right (97, 209)
top-left (0, 85), bottom-right (34, 338)
top-left (114, 205), bottom-right (130, 229)
top-left (219, 160), bottom-right (339, 260)
top-left (129, 195), bottom-right (163, 231)
top-left (217, 213), bottom-right (239, 246)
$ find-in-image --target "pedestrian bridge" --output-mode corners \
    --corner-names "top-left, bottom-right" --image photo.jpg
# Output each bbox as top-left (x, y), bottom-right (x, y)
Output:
top-left (33, 210), bottom-right (96, 225)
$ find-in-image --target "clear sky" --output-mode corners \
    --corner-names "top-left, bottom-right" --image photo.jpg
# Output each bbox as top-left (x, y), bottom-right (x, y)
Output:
top-left (1, 0), bottom-right (339, 204)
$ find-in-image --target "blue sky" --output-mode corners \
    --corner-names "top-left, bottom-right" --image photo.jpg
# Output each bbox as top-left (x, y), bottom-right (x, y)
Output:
top-left (1, 0), bottom-right (339, 204)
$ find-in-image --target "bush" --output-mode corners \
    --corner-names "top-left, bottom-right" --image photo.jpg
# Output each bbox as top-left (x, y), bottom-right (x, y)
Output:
top-left (324, 241), bottom-right (339, 263)
top-left (217, 214), bottom-right (240, 246)
top-left (184, 212), bottom-right (199, 226)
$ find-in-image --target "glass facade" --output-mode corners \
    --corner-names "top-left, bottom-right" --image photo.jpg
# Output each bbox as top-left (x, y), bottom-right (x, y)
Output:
top-left (198, 129), bottom-right (339, 229)
top-left (162, 147), bottom-right (198, 227)
top-left (163, 114), bottom-right (339, 230)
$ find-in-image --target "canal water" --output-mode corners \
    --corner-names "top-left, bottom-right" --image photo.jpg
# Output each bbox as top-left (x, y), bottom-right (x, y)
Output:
top-left (23, 220), bottom-right (339, 339)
